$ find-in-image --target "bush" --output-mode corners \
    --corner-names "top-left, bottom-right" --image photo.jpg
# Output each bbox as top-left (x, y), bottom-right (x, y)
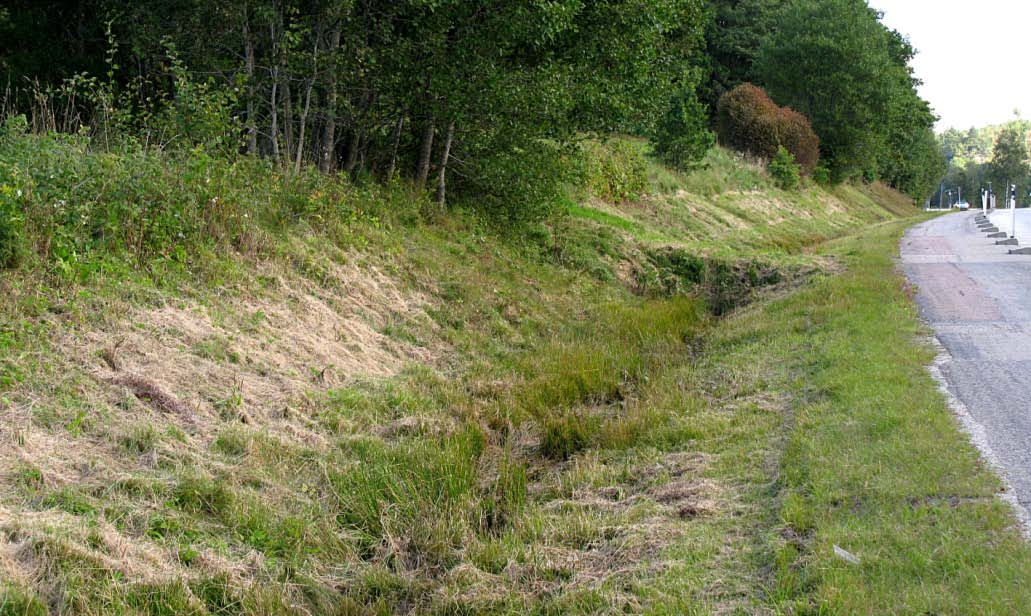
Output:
top-left (0, 117), bottom-right (27, 269)
top-left (769, 146), bottom-right (801, 190)
top-left (0, 127), bottom-right (406, 274)
top-left (458, 139), bottom-right (576, 227)
top-left (580, 139), bottom-right (649, 202)
top-left (652, 87), bottom-right (715, 171)
top-left (0, 184), bottom-right (22, 269)
top-left (716, 83), bottom-right (819, 175)
top-left (812, 163), bottom-right (832, 185)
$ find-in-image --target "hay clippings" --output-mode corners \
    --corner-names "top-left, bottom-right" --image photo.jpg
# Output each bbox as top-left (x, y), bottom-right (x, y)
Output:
top-left (112, 373), bottom-right (196, 423)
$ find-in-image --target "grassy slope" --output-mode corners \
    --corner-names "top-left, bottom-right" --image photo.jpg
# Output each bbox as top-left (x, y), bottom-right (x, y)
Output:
top-left (572, 144), bottom-right (914, 260)
top-left (2, 139), bottom-right (1029, 615)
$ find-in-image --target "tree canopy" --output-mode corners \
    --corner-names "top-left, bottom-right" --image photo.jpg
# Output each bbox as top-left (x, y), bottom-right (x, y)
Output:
top-left (755, 0), bottom-right (941, 189)
top-left (0, 0), bottom-right (946, 211)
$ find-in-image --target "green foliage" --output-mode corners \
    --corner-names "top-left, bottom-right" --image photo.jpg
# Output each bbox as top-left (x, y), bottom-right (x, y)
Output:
top-left (989, 126), bottom-right (1031, 195)
top-left (756, 0), bottom-right (938, 188)
top-left (699, 0), bottom-right (789, 111)
top-left (812, 163), bottom-right (832, 185)
top-left (716, 84), bottom-right (819, 175)
top-left (874, 31), bottom-right (946, 201)
top-left (148, 42), bottom-right (240, 155)
top-left (0, 129), bottom-right (403, 274)
top-left (652, 86), bottom-right (716, 171)
top-left (580, 139), bottom-right (649, 202)
top-left (769, 146), bottom-right (801, 190)
top-left (0, 117), bottom-right (27, 269)
top-left (459, 141), bottom-right (576, 226)
top-left (938, 120), bottom-right (1031, 208)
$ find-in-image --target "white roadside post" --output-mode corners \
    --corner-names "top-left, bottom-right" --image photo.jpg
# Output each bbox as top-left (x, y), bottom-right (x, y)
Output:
top-left (983, 188), bottom-right (988, 215)
top-left (1011, 184), bottom-right (1018, 239)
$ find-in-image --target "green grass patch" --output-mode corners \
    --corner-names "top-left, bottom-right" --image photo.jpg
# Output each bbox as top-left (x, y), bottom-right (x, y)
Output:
top-left (753, 220), bottom-right (1031, 613)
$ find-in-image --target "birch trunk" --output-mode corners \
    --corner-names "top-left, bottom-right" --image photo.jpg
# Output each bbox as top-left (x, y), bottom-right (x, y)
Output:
top-left (319, 24), bottom-right (342, 173)
top-left (415, 116), bottom-right (435, 190)
top-left (243, 10), bottom-right (258, 155)
top-left (436, 121), bottom-right (455, 207)
top-left (385, 112), bottom-right (405, 180)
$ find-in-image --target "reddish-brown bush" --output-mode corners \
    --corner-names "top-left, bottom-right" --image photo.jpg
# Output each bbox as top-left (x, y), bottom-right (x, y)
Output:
top-left (716, 84), bottom-right (820, 175)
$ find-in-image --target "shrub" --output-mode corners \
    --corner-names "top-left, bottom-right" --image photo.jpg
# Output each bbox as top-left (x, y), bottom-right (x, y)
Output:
top-left (716, 84), bottom-right (819, 175)
top-left (652, 87), bottom-right (716, 171)
top-left (812, 163), bottom-right (831, 185)
top-left (458, 139), bottom-right (576, 227)
top-left (580, 139), bottom-right (649, 202)
top-left (0, 184), bottom-right (22, 269)
top-left (148, 43), bottom-right (240, 156)
top-left (769, 146), bottom-right (801, 190)
top-left (0, 116), bottom-right (27, 269)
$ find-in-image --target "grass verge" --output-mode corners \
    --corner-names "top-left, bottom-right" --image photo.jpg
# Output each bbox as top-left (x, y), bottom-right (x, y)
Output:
top-left (714, 219), bottom-right (1031, 613)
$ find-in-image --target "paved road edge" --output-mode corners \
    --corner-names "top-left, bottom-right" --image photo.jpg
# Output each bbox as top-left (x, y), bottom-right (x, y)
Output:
top-left (924, 334), bottom-right (1031, 538)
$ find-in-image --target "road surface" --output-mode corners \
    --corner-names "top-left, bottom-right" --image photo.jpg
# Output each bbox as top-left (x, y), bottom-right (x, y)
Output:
top-left (902, 210), bottom-right (1031, 523)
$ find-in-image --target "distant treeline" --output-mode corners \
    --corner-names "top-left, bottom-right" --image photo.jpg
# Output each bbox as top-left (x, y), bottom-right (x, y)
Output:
top-left (0, 0), bottom-right (945, 216)
top-left (940, 120), bottom-right (1031, 207)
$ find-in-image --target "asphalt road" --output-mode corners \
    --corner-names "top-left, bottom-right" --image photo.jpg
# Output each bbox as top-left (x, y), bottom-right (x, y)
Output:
top-left (902, 210), bottom-right (1031, 520)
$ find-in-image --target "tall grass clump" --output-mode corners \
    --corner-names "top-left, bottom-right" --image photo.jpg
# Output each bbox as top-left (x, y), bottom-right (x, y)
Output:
top-left (329, 425), bottom-right (486, 569)
top-left (516, 297), bottom-right (706, 458)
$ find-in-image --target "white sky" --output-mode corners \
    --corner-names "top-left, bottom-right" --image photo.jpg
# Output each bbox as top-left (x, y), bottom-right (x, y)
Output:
top-left (871, 0), bottom-right (1029, 131)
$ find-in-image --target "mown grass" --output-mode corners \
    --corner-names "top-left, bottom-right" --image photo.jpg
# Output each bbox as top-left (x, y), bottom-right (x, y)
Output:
top-left (754, 220), bottom-right (1031, 613)
top-left (575, 139), bottom-right (917, 263)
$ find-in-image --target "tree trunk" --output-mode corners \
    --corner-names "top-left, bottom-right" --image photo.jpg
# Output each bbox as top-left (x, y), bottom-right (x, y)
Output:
top-left (436, 121), bottom-right (456, 207)
top-left (294, 25), bottom-right (321, 175)
top-left (269, 8), bottom-right (281, 162)
top-left (344, 89), bottom-right (374, 174)
top-left (357, 131), bottom-right (369, 174)
top-left (319, 24), bottom-right (342, 173)
top-left (243, 10), bottom-right (258, 155)
top-left (415, 115), bottom-right (435, 190)
top-left (277, 0), bottom-right (294, 167)
top-left (282, 79), bottom-right (294, 167)
top-left (343, 128), bottom-right (361, 174)
top-left (385, 112), bottom-right (405, 180)
top-left (269, 68), bottom-right (280, 160)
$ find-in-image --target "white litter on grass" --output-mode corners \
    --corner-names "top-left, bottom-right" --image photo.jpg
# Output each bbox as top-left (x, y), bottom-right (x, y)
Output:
top-left (925, 336), bottom-right (1031, 539)
top-left (833, 545), bottom-right (861, 565)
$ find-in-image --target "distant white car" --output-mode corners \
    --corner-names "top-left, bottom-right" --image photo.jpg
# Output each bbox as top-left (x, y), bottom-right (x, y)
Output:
top-left (955, 200), bottom-right (970, 210)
